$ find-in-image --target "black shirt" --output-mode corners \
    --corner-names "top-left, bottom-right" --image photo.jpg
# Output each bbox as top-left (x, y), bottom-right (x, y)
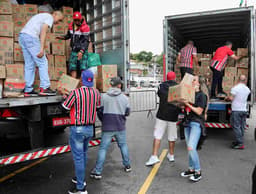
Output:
top-left (156, 80), bottom-right (180, 122)
top-left (187, 91), bottom-right (207, 122)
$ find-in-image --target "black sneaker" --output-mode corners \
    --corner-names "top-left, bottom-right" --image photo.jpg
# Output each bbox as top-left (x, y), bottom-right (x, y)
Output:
top-left (71, 177), bottom-right (86, 186)
top-left (24, 90), bottom-right (38, 97)
top-left (39, 88), bottom-right (56, 96)
top-left (189, 172), bottom-right (202, 182)
top-left (211, 96), bottom-right (219, 100)
top-left (217, 92), bottom-right (227, 98)
top-left (231, 144), bottom-right (244, 149)
top-left (68, 187), bottom-right (87, 194)
top-left (90, 172), bottom-right (102, 180)
top-left (124, 165), bottom-right (132, 172)
top-left (181, 170), bottom-right (195, 177)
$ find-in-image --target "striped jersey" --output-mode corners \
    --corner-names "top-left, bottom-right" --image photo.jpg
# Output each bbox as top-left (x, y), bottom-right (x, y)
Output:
top-left (179, 45), bottom-right (197, 68)
top-left (62, 87), bottom-right (101, 126)
top-left (210, 46), bottom-right (234, 71)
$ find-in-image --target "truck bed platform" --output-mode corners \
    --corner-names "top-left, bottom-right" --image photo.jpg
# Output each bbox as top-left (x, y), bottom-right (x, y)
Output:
top-left (0, 96), bottom-right (64, 108)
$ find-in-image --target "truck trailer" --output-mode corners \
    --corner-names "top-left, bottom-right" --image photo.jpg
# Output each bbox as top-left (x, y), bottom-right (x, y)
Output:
top-left (163, 6), bottom-right (255, 127)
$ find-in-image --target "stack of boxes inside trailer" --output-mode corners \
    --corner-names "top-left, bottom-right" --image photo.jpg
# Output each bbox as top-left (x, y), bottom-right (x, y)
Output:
top-left (0, 1), bottom-right (118, 98)
top-left (174, 48), bottom-right (249, 94)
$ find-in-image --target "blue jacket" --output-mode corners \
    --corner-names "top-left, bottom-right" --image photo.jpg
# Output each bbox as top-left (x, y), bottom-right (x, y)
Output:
top-left (97, 87), bottom-right (130, 132)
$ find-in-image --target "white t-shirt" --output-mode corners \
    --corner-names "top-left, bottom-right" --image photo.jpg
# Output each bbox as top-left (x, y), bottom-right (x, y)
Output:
top-left (21, 13), bottom-right (54, 39)
top-left (231, 83), bottom-right (250, 111)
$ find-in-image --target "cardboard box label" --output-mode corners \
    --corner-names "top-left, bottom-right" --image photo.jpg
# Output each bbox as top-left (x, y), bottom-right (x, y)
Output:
top-left (0, 2), bottom-right (12, 14)
top-left (62, 6), bottom-right (73, 16)
top-left (6, 64), bottom-right (24, 79)
top-left (53, 23), bottom-right (65, 34)
top-left (55, 55), bottom-right (66, 67)
top-left (57, 74), bottom-right (79, 93)
top-left (0, 21), bottom-right (13, 37)
top-left (14, 17), bottom-right (26, 28)
top-left (24, 4), bottom-right (38, 15)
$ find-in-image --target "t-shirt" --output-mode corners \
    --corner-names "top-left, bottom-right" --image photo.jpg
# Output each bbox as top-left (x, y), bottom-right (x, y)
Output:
top-left (212, 46), bottom-right (234, 62)
top-left (21, 13), bottom-right (54, 39)
top-left (231, 83), bottom-right (250, 111)
top-left (187, 91), bottom-right (207, 122)
top-left (179, 45), bottom-right (197, 68)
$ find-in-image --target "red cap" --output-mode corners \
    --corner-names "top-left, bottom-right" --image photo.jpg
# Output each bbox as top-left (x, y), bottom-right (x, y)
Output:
top-left (73, 11), bottom-right (82, 20)
top-left (167, 71), bottom-right (176, 81)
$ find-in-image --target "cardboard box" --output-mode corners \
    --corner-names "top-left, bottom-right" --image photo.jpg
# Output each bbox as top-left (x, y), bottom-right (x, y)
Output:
top-left (223, 86), bottom-right (232, 95)
top-left (200, 59), bottom-right (210, 68)
top-left (167, 73), bottom-right (195, 104)
top-left (237, 67), bottom-right (248, 78)
top-left (50, 80), bottom-right (58, 91)
top-left (0, 20), bottom-right (13, 37)
top-left (48, 66), bottom-right (56, 80)
top-left (97, 64), bottom-right (117, 92)
top-left (6, 64), bottom-right (24, 79)
top-left (12, 4), bottom-right (25, 15)
top-left (57, 74), bottom-right (79, 94)
top-left (46, 33), bottom-right (56, 42)
top-left (55, 55), bottom-right (66, 67)
top-left (236, 57), bottom-right (248, 68)
top-left (97, 78), bottom-right (112, 92)
top-left (237, 48), bottom-right (248, 57)
top-left (14, 17), bottom-right (26, 28)
top-left (46, 54), bottom-right (54, 67)
top-left (0, 14), bottom-right (12, 22)
top-left (45, 41), bottom-right (51, 54)
top-left (227, 57), bottom-right (235, 67)
top-left (3, 78), bottom-right (25, 97)
top-left (55, 67), bottom-right (67, 80)
top-left (197, 53), bottom-right (203, 60)
top-left (65, 39), bottom-right (71, 59)
top-left (64, 15), bottom-right (73, 26)
top-left (52, 39), bottom-right (65, 55)
top-left (0, 1), bottom-right (12, 14)
top-left (203, 54), bottom-right (212, 59)
top-left (33, 79), bottom-right (40, 92)
top-left (222, 77), bottom-right (234, 88)
top-left (53, 23), bottom-right (65, 34)
top-left (0, 37), bottom-right (13, 65)
top-left (225, 67), bottom-right (237, 77)
top-left (14, 43), bottom-right (24, 62)
top-left (24, 4), bottom-right (38, 15)
top-left (0, 65), bottom-right (6, 79)
top-left (62, 6), bottom-right (73, 16)
top-left (14, 26), bottom-right (23, 42)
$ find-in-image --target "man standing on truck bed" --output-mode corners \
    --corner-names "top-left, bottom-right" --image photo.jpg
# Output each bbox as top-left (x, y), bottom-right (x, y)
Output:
top-left (210, 41), bottom-right (241, 99)
top-left (177, 40), bottom-right (198, 78)
top-left (19, 11), bottom-right (64, 97)
top-left (226, 75), bottom-right (250, 149)
top-left (62, 70), bottom-right (101, 194)
top-left (57, 11), bottom-right (90, 79)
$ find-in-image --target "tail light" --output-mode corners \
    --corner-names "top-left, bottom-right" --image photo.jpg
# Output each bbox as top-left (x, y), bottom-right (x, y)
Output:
top-left (0, 109), bottom-right (19, 118)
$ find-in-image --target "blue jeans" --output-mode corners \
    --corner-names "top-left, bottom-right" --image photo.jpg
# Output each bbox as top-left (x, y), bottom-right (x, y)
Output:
top-left (94, 130), bottom-right (130, 174)
top-left (19, 33), bottom-right (50, 92)
top-left (69, 125), bottom-right (93, 190)
top-left (184, 121), bottom-right (201, 172)
top-left (231, 111), bottom-right (247, 144)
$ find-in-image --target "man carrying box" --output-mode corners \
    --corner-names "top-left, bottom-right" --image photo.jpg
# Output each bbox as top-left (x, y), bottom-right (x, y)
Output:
top-left (177, 40), bottom-right (198, 78)
top-left (210, 41), bottom-right (241, 99)
top-left (62, 70), bottom-right (101, 194)
top-left (19, 11), bottom-right (64, 97)
top-left (57, 11), bottom-right (90, 79)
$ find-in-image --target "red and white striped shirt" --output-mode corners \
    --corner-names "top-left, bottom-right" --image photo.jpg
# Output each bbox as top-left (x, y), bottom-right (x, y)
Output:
top-left (179, 45), bottom-right (197, 68)
top-left (62, 87), bottom-right (101, 126)
top-left (210, 46), bottom-right (234, 71)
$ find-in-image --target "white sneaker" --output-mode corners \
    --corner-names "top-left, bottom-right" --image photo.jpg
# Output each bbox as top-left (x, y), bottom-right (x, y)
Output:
top-left (145, 155), bottom-right (160, 166)
top-left (166, 153), bottom-right (175, 162)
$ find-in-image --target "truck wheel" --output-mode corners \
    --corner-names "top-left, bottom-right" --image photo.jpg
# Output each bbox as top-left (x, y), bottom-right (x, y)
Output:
top-left (28, 121), bottom-right (44, 149)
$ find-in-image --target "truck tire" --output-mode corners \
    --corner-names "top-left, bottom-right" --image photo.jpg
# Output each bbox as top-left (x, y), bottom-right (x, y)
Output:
top-left (28, 121), bottom-right (44, 149)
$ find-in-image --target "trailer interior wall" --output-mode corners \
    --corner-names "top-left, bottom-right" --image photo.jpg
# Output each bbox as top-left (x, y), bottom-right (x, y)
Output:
top-left (164, 7), bottom-right (255, 104)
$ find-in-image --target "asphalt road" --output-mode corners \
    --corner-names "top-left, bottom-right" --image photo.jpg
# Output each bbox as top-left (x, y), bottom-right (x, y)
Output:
top-left (0, 97), bottom-right (256, 193)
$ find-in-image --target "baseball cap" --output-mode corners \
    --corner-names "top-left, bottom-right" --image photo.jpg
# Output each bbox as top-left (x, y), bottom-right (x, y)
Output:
top-left (110, 77), bottom-right (123, 87)
top-left (73, 11), bottom-right (82, 20)
top-left (81, 70), bottom-right (94, 87)
top-left (167, 71), bottom-right (176, 81)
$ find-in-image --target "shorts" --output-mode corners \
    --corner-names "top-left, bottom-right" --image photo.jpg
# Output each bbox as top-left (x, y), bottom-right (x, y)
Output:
top-left (154, 118), bottom-right (177, 141)
top-left (69, 51), bottom-right (88, 71)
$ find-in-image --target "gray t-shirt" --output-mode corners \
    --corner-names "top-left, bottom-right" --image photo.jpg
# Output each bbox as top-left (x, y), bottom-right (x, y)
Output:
top-left (21, 13), bottom-right (53, 39)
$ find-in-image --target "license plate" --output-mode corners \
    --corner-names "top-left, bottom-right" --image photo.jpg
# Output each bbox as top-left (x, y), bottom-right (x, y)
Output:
top-left (52, 117), bottom-right (71, 127)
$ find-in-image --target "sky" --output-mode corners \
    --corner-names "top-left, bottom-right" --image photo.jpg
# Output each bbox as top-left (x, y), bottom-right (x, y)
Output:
top-left (129, 0), bottom-right (255, 55)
